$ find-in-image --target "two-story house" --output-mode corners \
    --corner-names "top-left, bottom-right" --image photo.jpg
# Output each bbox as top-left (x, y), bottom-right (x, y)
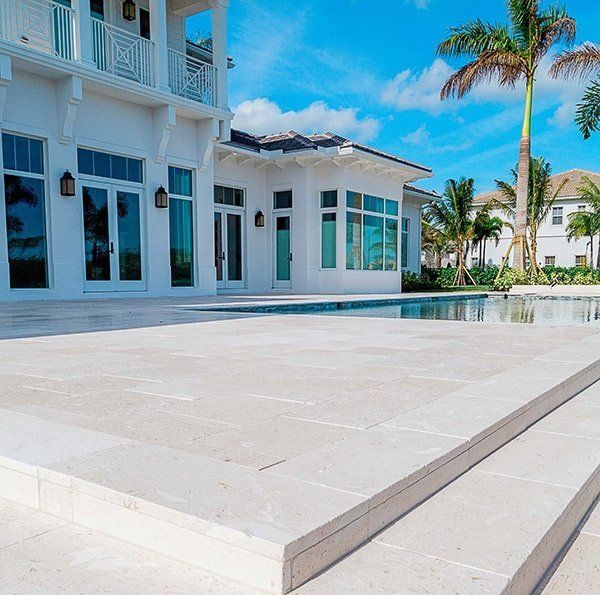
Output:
top-left (0, 0), bottom-right (434, 300)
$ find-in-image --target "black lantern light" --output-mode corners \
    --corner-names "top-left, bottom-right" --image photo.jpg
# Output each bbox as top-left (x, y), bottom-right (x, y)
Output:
top-left (254, 210), bottom-right (265, 227)
top-left (122, 0), bottom-right (136, 21)
top-left (60, 170), bottom-right (76, 197)
top-left (155, 185), bottom-right (168, 208)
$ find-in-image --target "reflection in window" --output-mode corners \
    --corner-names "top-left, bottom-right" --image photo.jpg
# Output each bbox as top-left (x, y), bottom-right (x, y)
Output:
top-left (83, 186), bottom-right (110, 281)
top-left (169, 198), bottom-right (194, 287)
top-left (401, 217), bottom-right (409, 268)
top-left (214, 185), bottom-right (244, 207)
top-left (169, 166), bottom-right (193, 197)
top-left (385, 219), bottom-right (398, 271)
top-left (273, 190), bottom-right (293, 210)
top-left (116, 191), bottom-right (142, 281)
top-left (77, 148), bottom-right (143, 183)
top-left (321, 213), bottom-right (336, 269)
top-left (363, 214), bottom-right (383, 270)
top-left (346, 212), bottom-right (362, 270)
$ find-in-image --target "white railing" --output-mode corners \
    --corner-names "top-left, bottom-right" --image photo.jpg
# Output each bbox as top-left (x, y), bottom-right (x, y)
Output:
top-left (0, 0), bottom-right (74, 61)
top-left (168, 48), bottom-right (216, 106)
top-left (92, 18), bottom-right (153, 87)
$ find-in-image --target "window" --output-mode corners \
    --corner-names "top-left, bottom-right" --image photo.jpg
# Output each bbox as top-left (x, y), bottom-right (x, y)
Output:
top-left (320, 191), bottom-right (337, 269)
top-left (169, 166), bottom-right (194, 287)
top-left (2, 133), bottom-right (48, 288)
top-left (139, 8), bottom-right (150, 40)
top-left (273, 190), bottom-right (292, 210)
top-left (214, 185), bottom-right (244, 207)
top-left (545, 256), bottom-right (556, 266)
top-left (578, 205), bottom-right (586, 211)
top-left (345, 191), bottom-right (399, 271)
top-left (77, 148), bottom-right (143, 183)
top-left (576, 255), bottom-right (587, 267)
top-left (552, 206), bottom-right (563, 225)
top-left (91, 0), bottom-right (104, 19)
top-left (401, 218), bottom-right (410, 269)
top-left (320, 190), bottom-right (337, 209)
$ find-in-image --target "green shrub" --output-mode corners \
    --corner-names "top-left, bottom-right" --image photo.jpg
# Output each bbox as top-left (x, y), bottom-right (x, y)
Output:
top-left (402, 267), bottom-right (442, 291)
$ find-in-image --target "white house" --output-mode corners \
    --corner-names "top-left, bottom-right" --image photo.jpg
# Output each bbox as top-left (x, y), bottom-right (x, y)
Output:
top-left (470, 169), bottom-right (600, 269)
top-left (0, 0), bottom-right (434, 300)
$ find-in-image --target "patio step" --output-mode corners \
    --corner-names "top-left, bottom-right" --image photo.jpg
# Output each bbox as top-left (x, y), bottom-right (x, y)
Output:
top-left (0, 355), bottom-right (600, 593)
top-left (296, 380), bottom-right (600, 594)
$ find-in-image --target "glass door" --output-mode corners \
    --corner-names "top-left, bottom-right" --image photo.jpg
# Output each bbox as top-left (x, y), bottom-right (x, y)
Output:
top-left (82, 184), bottom-right (144, 292)
top-left (274, 214), bottom-right (292, 288)
top-left (214, 208), bottom-right (244, 289)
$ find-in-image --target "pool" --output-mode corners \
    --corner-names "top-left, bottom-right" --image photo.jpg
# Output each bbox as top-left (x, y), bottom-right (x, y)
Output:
top-left (200, 294), bottom-right (600, 325)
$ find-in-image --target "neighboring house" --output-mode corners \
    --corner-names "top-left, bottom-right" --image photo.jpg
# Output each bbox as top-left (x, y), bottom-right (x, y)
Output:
top-left (470, 169), bottom-right (600, 268)
top-left (0, 0), bottom-right (433, 300)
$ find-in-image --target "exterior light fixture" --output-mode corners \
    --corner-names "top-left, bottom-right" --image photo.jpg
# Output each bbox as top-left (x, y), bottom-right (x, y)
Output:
top-left (155, 185), bottom-right (168, 208)
top-left (254, 210), bottom-right (265, 227)
top-left (60, 170), bottom-right (76, 196)
top-left (122, 0), bottom-right (137, 21)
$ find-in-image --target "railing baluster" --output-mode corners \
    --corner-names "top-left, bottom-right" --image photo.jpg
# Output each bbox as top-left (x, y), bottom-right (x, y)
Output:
top-left (167, 48), bottom-right (216, 107)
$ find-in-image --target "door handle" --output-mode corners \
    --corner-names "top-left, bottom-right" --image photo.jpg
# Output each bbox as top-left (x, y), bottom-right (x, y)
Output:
top-left (109, 242), bottom-right (115, 254)
top-left (221, 251), bottom-right (226, 261)
top-left (289, 252), bottom-right (293, 262)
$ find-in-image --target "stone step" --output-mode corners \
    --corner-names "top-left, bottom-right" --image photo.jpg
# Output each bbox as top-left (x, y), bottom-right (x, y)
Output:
top-left (1, 353), bottom-right (599, 593)
top-left (296, 381), bottom-right (600, 594)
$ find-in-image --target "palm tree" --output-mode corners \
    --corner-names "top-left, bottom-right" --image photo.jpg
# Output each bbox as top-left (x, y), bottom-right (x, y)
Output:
top-left (494, 157), bottom-right (566, 270)
top-left (472, 211), bottom-right (504, 268)
top-left (425, 178), bottom-right (477, 286)
top-left (422, 210), bottom-right (453, 268)
top-left (437, 0), bottom-right (576, 271)
top-left (566, 210), bottom-right (598, 269)
top-left (551, 43), bottom-right (600, 138)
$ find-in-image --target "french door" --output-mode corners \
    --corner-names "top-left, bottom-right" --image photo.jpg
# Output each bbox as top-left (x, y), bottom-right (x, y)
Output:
top-left (214, 208), bottom-right (244, 289)
top-left (82, 182), bottom-right (145, 292)
top-left (273, 213), bottom-right (292, 288)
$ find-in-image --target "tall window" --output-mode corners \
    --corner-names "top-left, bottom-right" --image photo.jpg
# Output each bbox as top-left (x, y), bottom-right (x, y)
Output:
top-left (320, 190), bottom-right (337, 269)
top-left (552, 206), bottom-right (563, 225)
top-left (168, 166), bottom-right (194, 287)
top-left (2, 133), bottom-right (48, 288)
top-left (345, 191), bottom-right (398, 271)
top-left (401, 217), bottom-right (410, 269)
top-left (545, 256), bottom-right (556, 266)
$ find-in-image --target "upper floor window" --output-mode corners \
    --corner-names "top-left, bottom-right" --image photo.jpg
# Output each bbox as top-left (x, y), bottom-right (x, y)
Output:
top-left (77, 148), bottom-right (143, 183)
top-left (273, 190), bottom-right (293, 210)
top-left (169, 166), bottom-right (192, 197)
top-left (552, 206), bottom-right (563, 225)
top-left (2, 133), bottom-right (48, 289)
top-left (214, 185), bottom-right (244, 207)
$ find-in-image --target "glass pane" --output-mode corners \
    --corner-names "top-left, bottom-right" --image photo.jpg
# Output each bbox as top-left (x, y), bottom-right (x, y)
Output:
top-left (117, 191), bottom-right (142, 281)
top-left (93, 151), bottom-right (110, 178)
top-left (214, 185), bottom-right (224, 204)
top-left (345, 211), bottom-right (361, 270)
top-left (363, 214), bottom-right (383, 270)
top-left (234, 188), bottom-right (244, 207)
top-left (274, 190), bottom-right (292, 210)
top-left (127, 158), bottom-right (143, 183)
top-left (169, 198), bottom-right (193, 287)
top-left (320, 190), bottom-right (338, 209)
top-left (346, 191), bottom-right (362, 210)
top-left (2, 134), bottom-right (15, 171)
top-left (29, 139), bottom-right (43, 175)
top-left (223, 187), bottom-right (234, 206)
top-left (83, 186), bottom-right (110, 281)
top-left (111, 155), bottom-right (127, 181)
top-left (276, 216), bottom-right (291, 281)
top-left (227, 213), bottom-right (243, 281)
top-left (321, 212), bottom-right (336, 269)
top-left (363, 194), bottom-right (384, 214)
top-left (401, 217), bottom-right (409, 268)
top-left (385, 199), bottom-right (399, 216)
top-left (385, 218), bottom-right (398, 271)
top-left (4, 175), bottom-right (48, 288)
top-left (168, 166), bottom-right (192, 196)
top-left (15, 135), bottom-right (30, 173)
top-left (77, 148), bottom-right (94, 175)
top-left (214, 212), bottom-right (223, 281)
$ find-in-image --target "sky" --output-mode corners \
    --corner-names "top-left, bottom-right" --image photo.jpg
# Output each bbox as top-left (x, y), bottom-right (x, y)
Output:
top-left (187, 0), bottom-right (600, 193)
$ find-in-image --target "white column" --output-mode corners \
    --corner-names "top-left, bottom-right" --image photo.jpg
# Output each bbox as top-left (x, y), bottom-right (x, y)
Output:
top-left (150, 0), bottom-right (170, 93)
top-left (210, 0), bottom-right (229, 110)
top-left (72, 0), bottom-right (95, 66)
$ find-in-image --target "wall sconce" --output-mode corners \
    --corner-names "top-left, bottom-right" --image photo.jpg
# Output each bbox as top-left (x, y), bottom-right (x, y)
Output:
top-left (122, 0), bottom-right (137, 21)
top-left (60, 170), bottom-right (76, 196)
top-left (254, 210), bottom-right (265, 227)
top-left (155, 185), bottom-right (168, 208)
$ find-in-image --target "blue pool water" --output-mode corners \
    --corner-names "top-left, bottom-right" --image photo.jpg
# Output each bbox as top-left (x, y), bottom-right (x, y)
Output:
top-left (207, 294), bottom-right (600, 325)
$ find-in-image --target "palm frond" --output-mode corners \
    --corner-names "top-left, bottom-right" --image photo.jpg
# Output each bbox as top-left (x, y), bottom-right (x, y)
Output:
top-left (507, 0), bottom-right (538, 50)
top-left (576, 79), bottom-right (600, 139)
top-left (550, 43), bottom-right (600, 79)
top-left (437, 21), bottom-right (515, 57)
top-left (537, 6), bottom-right (576, 57)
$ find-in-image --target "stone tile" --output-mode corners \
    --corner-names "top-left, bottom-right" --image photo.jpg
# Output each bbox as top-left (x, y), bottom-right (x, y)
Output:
top-left (0, 508), bottom-right (67, 549)
top-left (582, 500), bottom-right (600, 536)
top-left (533, 401), bottom-right (600, 441)
top-left (296, 541), bottom-right (509, 594)
top-left (376, 471), bottom-right (576, 577)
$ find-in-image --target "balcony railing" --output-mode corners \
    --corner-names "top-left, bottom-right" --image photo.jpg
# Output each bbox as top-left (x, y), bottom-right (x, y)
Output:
top-left (168, 48), bottom-right (216, 107)
top-left (91, 18), bottom-right (153, 87)
top-left (0, 0), bottom-right (74, 61)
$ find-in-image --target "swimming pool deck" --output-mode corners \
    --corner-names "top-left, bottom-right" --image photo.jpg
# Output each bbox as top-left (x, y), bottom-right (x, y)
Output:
top-left (1, 294), bottom-right (600, 592)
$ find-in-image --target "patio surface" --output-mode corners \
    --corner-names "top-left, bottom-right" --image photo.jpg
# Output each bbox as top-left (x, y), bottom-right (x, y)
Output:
top-left (1, 294), bottom-right (600, 592)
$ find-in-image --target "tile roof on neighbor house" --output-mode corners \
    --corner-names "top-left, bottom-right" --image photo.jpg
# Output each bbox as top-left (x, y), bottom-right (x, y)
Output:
top-left (473, 169), bottom-right (600, 205)
top-left (225, 129), bottom-right (433, 173)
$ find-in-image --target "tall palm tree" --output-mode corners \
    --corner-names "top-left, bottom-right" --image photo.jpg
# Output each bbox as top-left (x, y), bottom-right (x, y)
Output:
top-left (472, 211), bottom-right (504, 268)
top-left (494, 157), bottom-right (566, 269)
top-left (567, 176), bottom-right (600, 269)
top-left (425, 178), bottom-right (477, 286)
top-left (422, 210), bottom-right (453, 268)
top-left (566, 210), bottom-right (598, 269)
top-left (551, 43), bottom-right (600, 138)
top-left (437, 0), bottom-right (576, 270)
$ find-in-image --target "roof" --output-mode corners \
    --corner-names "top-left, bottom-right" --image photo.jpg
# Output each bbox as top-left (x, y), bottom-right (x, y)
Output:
top-left (225, 129), bottom-right (432, 173)
top-left (404, 184), bottom-right (441, 199)
top-left (474, 169), bottom-right (600, 205)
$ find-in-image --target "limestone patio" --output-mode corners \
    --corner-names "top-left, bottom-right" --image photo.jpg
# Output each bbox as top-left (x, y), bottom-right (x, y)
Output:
top-left (1, 294), bottom-right (600, 593)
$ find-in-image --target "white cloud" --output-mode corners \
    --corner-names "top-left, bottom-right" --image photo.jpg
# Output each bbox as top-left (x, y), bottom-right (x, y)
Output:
top-left (233, 98), bottom-right (381, 143)
top-left (407, 0), bottom-right (430, 8)
top-left (401, 124), bottom-right (430, 145)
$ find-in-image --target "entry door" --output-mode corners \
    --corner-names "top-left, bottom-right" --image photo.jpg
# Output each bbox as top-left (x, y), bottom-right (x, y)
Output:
top-left (82, 184), bottom-right (144, 292)
top-left (274, 214), bottom-right (292, 288)
top-left (214, 209), bottom-right (244, 289)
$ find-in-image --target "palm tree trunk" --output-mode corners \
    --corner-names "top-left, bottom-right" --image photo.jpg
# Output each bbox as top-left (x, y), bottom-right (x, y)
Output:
top-left (530, 234), bottom-right (538, 269)
top-left (513, 76), bottom-right (534, 271)
top-left (483, 240), bottom-right (487, 269)
top-left (435, 252), bottom-right (442, 269)
top-left (590, 236), bottom-right (595, 271)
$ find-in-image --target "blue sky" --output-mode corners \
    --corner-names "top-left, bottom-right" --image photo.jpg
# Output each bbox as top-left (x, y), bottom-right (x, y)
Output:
top-left (187, 0), bottom-right (600, 193)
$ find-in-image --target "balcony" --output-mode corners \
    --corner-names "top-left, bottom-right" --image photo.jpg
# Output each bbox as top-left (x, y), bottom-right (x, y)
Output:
top-left (0, 0), bottom-right (219, 109)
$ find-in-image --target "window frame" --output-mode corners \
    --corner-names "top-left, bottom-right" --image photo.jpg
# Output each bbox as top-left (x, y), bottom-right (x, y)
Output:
top-left (575, 254), bottom-right (587, 267)
top-left (551, 206), bottom-right (564, 226)
top-left (544, 256), bottom-right (556, 266)
top-left (77, 146), bottom-right (144, 185)
top-left (401, 217), bottom-right (410, 270)
top-left (319, 189), bottom-right (338, 270)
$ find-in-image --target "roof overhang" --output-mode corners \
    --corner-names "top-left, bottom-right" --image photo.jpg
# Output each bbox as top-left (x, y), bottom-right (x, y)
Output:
top-left (172, 0), bottom-right (229, 17)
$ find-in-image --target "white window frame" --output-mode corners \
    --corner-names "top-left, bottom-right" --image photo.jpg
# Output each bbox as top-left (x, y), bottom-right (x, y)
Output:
top-left (401, 216), bottom-right (410, 270)
top-left (575, 254), bottom-right (587, 267)
top-left (544, 256), bottom-right (556, 266)
top-left (552, 206), bottom-right (563, 225)
top-left (319, 189), bottom-right (338, 270)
